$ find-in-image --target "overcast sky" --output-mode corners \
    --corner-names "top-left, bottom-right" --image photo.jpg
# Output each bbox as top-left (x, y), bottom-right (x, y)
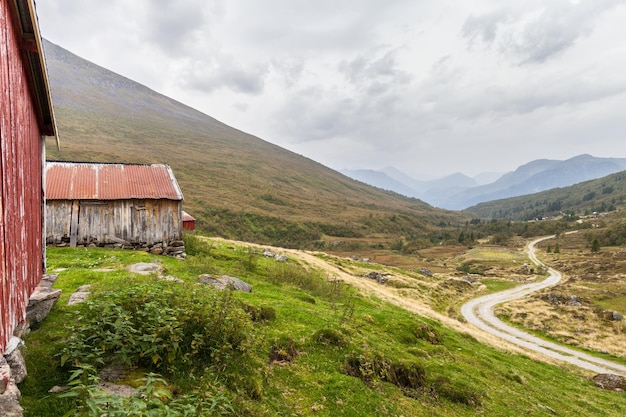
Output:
top-left (36, 0), bottom-right (626, 179)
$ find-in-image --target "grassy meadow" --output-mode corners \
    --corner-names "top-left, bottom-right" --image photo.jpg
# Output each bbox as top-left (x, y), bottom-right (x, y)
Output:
top-left (19, 235), bottom-right (626, 416)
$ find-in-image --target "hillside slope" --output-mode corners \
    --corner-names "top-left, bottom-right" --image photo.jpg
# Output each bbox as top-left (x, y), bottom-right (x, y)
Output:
top-left (466, 170), bottom-right (626, 220)
top-left (43, 40), bottom-right (466, 246)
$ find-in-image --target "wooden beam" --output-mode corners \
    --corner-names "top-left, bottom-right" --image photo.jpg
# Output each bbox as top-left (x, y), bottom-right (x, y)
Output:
top-left (69, 200), bottom-right (79, 247)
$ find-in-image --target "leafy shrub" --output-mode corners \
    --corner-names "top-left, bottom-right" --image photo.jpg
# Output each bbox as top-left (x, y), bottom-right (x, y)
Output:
top-left (431, 377), bottom-right (483, 407)
top-left (59, 364), bottom-right (233, 417)
top-left (183, 232), bottom-right (213, 257)
top-left (269, 337), bottom-right (299, 363)
top-left (345, 350), bottom-right (426, 394)
top-left (59, 281), bottom-right (254, 375)
top-left (241, 304), bottom-right (276, 322)
top-left (312, 328), bottom-right (346, 347)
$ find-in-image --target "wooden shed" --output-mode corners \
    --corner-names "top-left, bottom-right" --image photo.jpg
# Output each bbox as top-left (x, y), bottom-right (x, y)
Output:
top-left (182, 210), bottom-right (196, 231)
top-left (1, 0), bottom-right (57, 353)
top-left (45, 162), bottom-right (185, 253)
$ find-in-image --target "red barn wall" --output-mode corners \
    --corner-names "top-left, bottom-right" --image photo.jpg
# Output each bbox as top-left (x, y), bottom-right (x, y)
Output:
top-left (0, 0), bottom-right (45, 352)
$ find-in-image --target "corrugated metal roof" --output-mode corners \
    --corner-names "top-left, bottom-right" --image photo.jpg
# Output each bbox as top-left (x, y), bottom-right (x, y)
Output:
top-left (182, 211), bottom-right (195, 221)
top-left (46, 162), bottom-right (184, 200)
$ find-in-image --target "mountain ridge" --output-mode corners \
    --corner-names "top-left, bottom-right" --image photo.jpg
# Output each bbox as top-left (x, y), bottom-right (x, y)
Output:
top-left (343, 154), bottom-right (626, 210)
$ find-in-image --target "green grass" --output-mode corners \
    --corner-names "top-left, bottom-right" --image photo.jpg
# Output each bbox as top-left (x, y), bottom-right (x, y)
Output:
top-left (20, 242), bottom-right (626, 416)
top-left (480, 278), bottom-right (524, 294)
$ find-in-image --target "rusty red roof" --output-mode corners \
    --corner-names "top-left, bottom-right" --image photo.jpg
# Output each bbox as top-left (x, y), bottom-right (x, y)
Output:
top-left (46, 162), bottom-right (183, 200)
top-left (182, 211), bottom-right (195, 221)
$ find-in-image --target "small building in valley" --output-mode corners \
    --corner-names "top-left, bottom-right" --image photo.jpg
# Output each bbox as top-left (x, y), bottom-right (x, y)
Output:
top-left (45, 162), bottom-right (186, 254)
top-left (182, 210), bottom-right (196, 231)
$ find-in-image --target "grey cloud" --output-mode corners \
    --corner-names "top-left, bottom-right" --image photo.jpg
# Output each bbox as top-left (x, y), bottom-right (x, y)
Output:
top-left (461, 9), bottom-right (512, 47)
top-left (339, 49), bottom-right (413, 94)
top-left (143, 0), bottom-right (222, 56)
top-left (462, 0), bottom-right (623, 64)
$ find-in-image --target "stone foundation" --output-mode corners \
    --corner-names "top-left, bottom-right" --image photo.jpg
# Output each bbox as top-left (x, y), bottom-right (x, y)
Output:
top-left (0, 274), bottom-right (62, 417)
top-left (49, 238), bottom-right (186, 258)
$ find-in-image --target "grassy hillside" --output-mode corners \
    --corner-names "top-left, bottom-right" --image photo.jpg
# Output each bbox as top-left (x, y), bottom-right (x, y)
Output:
top-left (465, 170), bottom-right (626, 221)
top-left (20, 239), bottom-right (626, 416)
top-left (44, 40), bottom-right (467, 248)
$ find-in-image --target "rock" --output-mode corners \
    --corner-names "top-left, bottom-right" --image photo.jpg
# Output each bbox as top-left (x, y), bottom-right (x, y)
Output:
top-left (0, 357), bottom-right (11, 393)
top-left (419, 267), bottom-right (433, 277)
top-left (162, 275), bottom-right (184, 283)
top-left (221, 275), bottom-right (253, 292)
top-left (0, 357), bottom-right (22, 417)
top-left (0, 394), bottom-right (23, 417)
top-left (48, 385), bottom-right (70, 393)
top-left (462, 275), bottom-right (477, 284)
top-left (198, 274), bottom-right (252, 292)
top-left (26, 287), bottom-right (62, 325)
top-left (98, 381), bottom-right (137, 398)
top-left (99, 364), bottom-right (127, 382)
top-left (67, 286), bottom-right (92, 306)
top-left (263, 250), bottom-right (276, 258)
top-left (104, 236), bottom-right (130, 245)
top-left (128, 262), bottom-right (163, 275)
top-left (170, 240), bottom-right (185, 247)
top-left (364, 271), bottom-right (389, 284)
top-left (199, 275), bottom-right (227, 290)
top-left (11, 321), bottom-right (29, 339)
top-left (275, 255), bottom-right (288, 262)
top-left (39, 274), bottom-right (59, 288)
top-left (592, 374), bottom-right (626, 391)
top-left (149, 247), bottom-right (164, 255)
top-left (4, 348), bottom-right (26, 385)
top-left (612, 311), bottom-right (623, 321)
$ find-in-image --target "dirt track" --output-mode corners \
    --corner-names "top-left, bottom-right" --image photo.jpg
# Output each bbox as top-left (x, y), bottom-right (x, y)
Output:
top-left (461, 234), bottom-right (626, 377)
top-left (210, 237), bottom-right (626, 376)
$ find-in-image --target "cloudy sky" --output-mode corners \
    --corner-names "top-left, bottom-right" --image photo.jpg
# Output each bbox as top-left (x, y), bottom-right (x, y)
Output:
top-left (36, 0), bottom-right (626, 179)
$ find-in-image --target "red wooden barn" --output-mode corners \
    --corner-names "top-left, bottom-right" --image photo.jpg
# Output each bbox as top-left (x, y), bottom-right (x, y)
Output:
top-left (182, 210), bottom-right (195, 231)
top-left (0, 0), bottom-right (57, 353)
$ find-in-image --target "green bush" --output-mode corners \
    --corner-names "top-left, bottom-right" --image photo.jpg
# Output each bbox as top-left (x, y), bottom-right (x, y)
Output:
top-left (59, 364), bottom-right (233, 417)
top-left (345, 350), bottom-right (426, 394)
top-left (59, 281), bottom-right (254, 375)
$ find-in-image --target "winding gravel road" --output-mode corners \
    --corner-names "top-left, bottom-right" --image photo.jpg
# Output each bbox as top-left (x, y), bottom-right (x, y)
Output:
top-left (461, 233), bottom-right (626, 376)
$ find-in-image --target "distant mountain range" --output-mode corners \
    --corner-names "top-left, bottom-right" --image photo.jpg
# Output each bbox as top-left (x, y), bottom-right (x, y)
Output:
top-left (342, 154), bottom-right (626, 210)
top-left (465, 169), bottom-right (626, 221)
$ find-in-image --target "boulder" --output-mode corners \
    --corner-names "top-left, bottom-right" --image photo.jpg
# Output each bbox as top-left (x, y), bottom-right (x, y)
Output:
top-left (419, 267), bottom-right (433, 277)
top-left (67, 285), bottom-right (92, 306)
top-left (199, 274), bottom-right (252, 292)
top-left (39, 274), bottom-right (59, 289)
top-left (26, 287), bottom-right (62, 325)
top-left (162, 275), bottom-right (184, 284)
top-left (364, 271), bottom-right (389, 284)
top-left (593, 374), bottom-right (626, 391)
top-left (0, 357), bottom-right (22, 417)
top-left (3, 348), bottom-right (26, 385)
top-left (127, 262), bottom-right (163, 275)
top-left (612, 311), bottom-right (623, 321)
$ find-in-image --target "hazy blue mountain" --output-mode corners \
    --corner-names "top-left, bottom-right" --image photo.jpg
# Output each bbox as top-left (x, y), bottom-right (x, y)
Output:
top-left (437, 155), bottom-right (626, 209)
top-left (340, 169), bottom-right (417, 197)
top-left (344, 155), bottom-right (626, 210)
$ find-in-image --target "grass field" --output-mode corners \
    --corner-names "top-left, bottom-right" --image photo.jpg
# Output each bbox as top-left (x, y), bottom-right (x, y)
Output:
top-left (18, 237), bottom-right (626, 416)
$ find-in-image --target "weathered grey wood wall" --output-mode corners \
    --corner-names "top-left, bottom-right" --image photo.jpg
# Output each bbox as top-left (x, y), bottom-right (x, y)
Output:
top-left (46, 199), bottom-right (182, 246)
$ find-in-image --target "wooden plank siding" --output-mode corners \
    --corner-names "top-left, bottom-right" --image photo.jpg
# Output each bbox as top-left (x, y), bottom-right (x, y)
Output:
top-left (46, 199), bottom-right (182, 246)
top-left (0, 0), bottom-right (46, 352)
